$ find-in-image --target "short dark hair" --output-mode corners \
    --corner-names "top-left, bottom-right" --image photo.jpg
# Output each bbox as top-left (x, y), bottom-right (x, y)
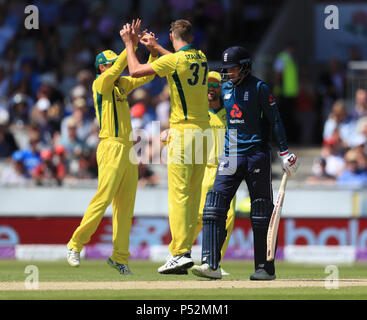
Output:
top-left (170, 19), bottom-right (193, 43)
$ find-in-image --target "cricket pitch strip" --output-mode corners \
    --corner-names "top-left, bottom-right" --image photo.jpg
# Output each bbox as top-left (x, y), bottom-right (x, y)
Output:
top-left (1, 279), bottom-right (367, 290)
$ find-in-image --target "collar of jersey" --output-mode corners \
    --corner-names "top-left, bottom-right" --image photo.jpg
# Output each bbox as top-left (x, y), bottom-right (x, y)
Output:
top-left (177, 44), bottom-right (195, 52)
top-left (209, 107), bottom-right (223, 114)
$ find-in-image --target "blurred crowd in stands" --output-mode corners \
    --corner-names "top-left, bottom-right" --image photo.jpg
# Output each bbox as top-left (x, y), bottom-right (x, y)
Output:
top-left (272, 40), bottom-right (367, 189)
top-left (306, 88), bottom-right (367, 188)
top-left (0, 0), bottom-right (367, 189)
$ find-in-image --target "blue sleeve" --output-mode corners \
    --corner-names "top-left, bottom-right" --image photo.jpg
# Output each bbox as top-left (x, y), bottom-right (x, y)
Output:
top-left (258, 83), bottom-right (288, 152)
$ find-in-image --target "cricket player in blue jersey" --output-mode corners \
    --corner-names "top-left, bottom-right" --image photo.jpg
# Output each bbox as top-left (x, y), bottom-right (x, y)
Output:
top-left (192, 46), bottom-right (299, 280)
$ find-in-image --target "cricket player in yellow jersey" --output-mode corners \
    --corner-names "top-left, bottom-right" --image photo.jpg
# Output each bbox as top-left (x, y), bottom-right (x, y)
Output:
top-left (192, 71), bottom-right (236, 277)
top-left (67, 21), bottom-right (158, 275)
top-left (121, 19), bottom-right (210, 274)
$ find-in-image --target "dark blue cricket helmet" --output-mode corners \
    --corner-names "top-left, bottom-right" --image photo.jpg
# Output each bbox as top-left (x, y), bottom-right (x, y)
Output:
top-left (219, 46), bottom-right (252, 83)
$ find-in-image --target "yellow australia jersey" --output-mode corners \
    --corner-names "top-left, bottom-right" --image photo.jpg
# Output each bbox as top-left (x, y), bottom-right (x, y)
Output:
top-left (93, 53), bottom-right (157, 140)
top-left (150, 44), bottom-right (209, 124)
top-left (207, 107), bottom-right (227, 167)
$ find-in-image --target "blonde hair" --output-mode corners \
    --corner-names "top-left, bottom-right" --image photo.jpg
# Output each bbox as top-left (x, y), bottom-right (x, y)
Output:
top-left (170, 19), bottom-right (193, 43)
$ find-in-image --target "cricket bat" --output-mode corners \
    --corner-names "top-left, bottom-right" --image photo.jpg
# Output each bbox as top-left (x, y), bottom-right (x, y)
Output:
top-left (266, 172), bottom-right (288, 261)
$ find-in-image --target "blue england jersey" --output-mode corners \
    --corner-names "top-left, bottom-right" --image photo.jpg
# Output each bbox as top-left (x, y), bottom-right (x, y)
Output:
top-left (221, 74), bottom-right (288, 156)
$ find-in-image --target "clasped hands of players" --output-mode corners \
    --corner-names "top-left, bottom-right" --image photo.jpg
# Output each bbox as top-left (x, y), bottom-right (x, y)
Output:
top-left (278, 150), bottom-right (299, 178)
top-left (120, 19), bottom-right (159, 56)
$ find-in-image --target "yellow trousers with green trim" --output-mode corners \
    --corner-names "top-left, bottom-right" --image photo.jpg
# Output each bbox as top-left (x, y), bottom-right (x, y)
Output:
top-left (68, 138), bottom-right (138, 264)
top-left (167, 122), bottom-right (209, 256)
top-left (193, 165), bottom-right (236, 260)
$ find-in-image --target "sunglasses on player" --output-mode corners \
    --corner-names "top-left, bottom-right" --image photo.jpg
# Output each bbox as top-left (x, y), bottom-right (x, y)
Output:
top-left (208, 83), bottom-right (220, 88)
top-left (102, 61), bottom-right (115, 67)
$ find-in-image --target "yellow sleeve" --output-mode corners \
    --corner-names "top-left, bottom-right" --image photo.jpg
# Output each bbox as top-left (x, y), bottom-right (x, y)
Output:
top-left (118, 54), bottom-right (158, 94)
top-left (94, 47), bottom-right (137, 94)
top-left (149, 53), bottom-right (178, 78)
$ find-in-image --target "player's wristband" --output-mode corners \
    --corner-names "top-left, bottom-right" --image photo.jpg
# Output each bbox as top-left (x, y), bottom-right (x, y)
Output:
top-left (278, 150), bottom-right (289, 160)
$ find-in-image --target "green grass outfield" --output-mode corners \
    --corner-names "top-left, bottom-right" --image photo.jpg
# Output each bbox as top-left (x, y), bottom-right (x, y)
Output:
top-left (1, 260), bottom-right (367, 300)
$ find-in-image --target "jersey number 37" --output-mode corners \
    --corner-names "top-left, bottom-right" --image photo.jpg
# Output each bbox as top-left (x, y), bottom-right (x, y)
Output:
top-left (188, 62), bottom-right (208, 86)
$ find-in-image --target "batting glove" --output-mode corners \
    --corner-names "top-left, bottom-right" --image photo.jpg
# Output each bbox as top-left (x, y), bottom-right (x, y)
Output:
top-left (278, 150), bottom-right (299, 178)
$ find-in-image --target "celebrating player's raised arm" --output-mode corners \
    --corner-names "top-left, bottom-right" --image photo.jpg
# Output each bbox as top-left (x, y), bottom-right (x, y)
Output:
top-left (94, 22), bottom-right (145, 94)
top-left (140, 32), bottom-right (172, 56)
top-left (118, 52), bottom-right (158, 94)
top-left (121, 22), bottom-right (156, 78)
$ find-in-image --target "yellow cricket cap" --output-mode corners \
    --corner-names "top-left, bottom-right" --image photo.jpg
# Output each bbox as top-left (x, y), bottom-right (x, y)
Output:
top-left (208, 71), bottom-right (221, 82)
top-left (95, 50), bottom-right (118, 69)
